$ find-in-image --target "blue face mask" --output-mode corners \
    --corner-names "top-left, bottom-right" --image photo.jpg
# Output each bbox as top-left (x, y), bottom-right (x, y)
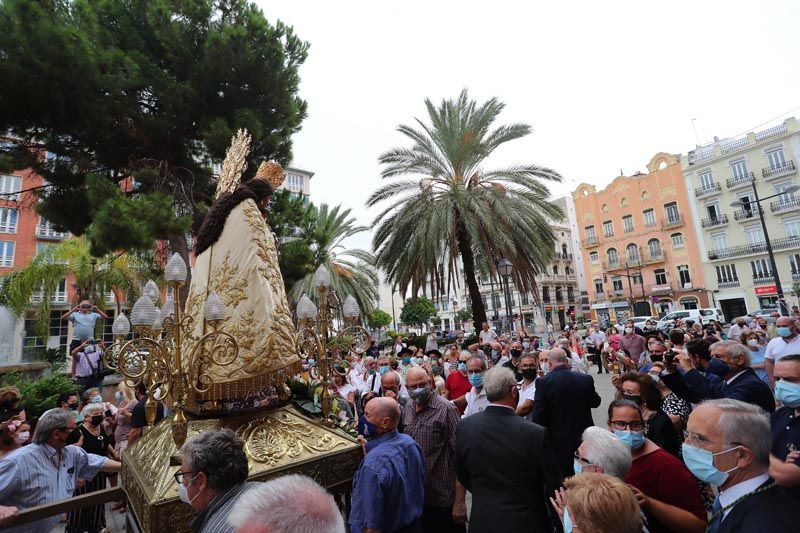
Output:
top-left (402, 357), bottom-right (411, 365)
top-left (573, 459), bottom-right (583, 475)
top-left (777, 326), bottom-right (793, 338)
top-left (775, 379), bottom-right (800, 408)
top-left (682, 443), bottom-right (741, 486)
top-left (114, 391), bottom-right (123, 402)
top-left (614, 429), bottom-right (645, 450)
top-left (563, 506), bottom-right (574, 533)
top-left (706, 357), bottom-right (732, 377)
top-left (90, 396), bottom-right (103, 404)
top-left (468, 373), bottom-right (484, 388)
top-left (458, 362), bottom-right (467, 372)
top-left (379, 366), bottom-right (390, 375)
top-left (362, 419), bottom-right (381, 440)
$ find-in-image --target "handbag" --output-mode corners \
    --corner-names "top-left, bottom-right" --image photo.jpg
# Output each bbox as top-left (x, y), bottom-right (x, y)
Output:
top-left (84, 350), bottom-right (114, 381)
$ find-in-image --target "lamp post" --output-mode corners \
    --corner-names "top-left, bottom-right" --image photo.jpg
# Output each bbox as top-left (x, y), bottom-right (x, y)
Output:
top-left (452, 299), bottom-right (459, 331)
top-left (497, 258), bottom-right (514, 333)
top-left (731, 183), bottom-right (800, 315)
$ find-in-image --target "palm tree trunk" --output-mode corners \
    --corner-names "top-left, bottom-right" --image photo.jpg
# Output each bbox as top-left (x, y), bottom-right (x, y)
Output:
top-left (456, 220), bottom-right (487, 327)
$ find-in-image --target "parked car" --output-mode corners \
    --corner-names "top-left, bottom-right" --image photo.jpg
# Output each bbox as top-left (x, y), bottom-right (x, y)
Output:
top-left (656, 308), bottom-right (726, 331)
top-left (746, 308), bottom-right (780, 324)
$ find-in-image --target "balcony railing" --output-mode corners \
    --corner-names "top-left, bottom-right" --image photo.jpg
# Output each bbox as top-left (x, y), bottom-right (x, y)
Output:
top-left (733, 208), bottom-right (758, 221)
top-left (793, 271), bottom-right (800, 281)
top-left (647, 251), bottom-right (666, 264)
top-left (604, 260), bottom-right (622, 270)
top-left (555, 252), bottom-right (574, 261)
top-left (770, 197), bottom-right (800, 214)
top-left (626, 257), bottom-right (642, 267)
top-left (726, 172), bottom-right (755, 190)
top-left (762, 160), bottom-right (796, 180)
top-left (707, 236), bottom-right (800, 260)
top-left (695, 182), bottom-right (721, 198)
top-left (718, 280), bottom-right (741, 289)
top-left (701, 214), bottom-right (728, 228)
top-left (35, 225), bottom-right (69, 240)
top-left (583, 237), bottom-right (599, 248)
top-left (753, 275), bottom-right (776, 285)
top-left (661, 215), bottom-right (684, 229)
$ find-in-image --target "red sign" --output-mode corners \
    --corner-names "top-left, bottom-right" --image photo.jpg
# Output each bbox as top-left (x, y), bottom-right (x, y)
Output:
top-left (755, 285), bottom-right (778, 295)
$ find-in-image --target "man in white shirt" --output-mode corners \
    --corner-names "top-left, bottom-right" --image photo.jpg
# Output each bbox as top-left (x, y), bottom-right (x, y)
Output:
top-left (765, 316), bottom-right (800, 386)
top-left (728, 317), bottom-right (749, 341)
top-left (478, 322), bottom-right (497, 345)
top-left (453, 356), bottom-right (490, 417)
top-left (515, 354), bottom-right (538, 420)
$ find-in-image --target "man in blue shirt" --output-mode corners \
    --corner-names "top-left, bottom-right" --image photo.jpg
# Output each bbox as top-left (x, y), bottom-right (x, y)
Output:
top-left (61, 300), bottom-right (108, 350)
top-left (350, 397), bottom-right (425, 533)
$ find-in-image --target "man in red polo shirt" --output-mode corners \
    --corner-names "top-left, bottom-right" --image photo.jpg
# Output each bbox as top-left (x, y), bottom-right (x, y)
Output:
top-left (445, 351), bottom-right (471, 414)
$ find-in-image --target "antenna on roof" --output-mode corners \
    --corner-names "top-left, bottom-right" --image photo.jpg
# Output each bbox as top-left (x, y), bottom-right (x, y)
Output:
top-left (691, 117), bottom-right (700, 147)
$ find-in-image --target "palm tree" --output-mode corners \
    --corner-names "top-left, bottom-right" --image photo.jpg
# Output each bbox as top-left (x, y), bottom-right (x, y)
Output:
top-left (290, 204), bottom-right (379, 317)
top-left (0, 236), bottom-right (144, 339)
top-left (367, 89), bottom-right (563, 326)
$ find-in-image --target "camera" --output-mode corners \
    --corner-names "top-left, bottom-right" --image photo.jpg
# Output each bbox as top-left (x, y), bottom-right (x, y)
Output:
top-left (665, 349), bottom-right (678, 365)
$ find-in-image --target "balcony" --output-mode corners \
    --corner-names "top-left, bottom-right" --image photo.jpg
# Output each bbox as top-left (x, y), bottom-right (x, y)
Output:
top-left (583, 237), bottom-right (599, 248)
top-left (733, 208), bottom-right (758, 221)
top-left (792, 271), bottom-right (800, 281)
top-left (661, 215), bottom-right (684, 229)
top-left (646, 251), bottom-right (667, 264)
top-left (707, 236), bottom-right (800, 261)
top-left (762, 160), bottom-right (796, 181)
top-left (770, 197), bottom-right (800, 214)
top-left (609, 289), bottom-right (626, 298)
top-left (626, 257), bottom-right (643, 267)
top-left (35, 225), bottom-right (69, 240)
top-left (753, 275), bottom-right (776, 286)
top-left (695, 182), bottom-right (721, 198)
top-left (726, 172), bottom-right (755, 190)
top-left (30, 290), bottom-right (68, 304)
top-left (701, 214), bottom-right (729, 228)
top-left (555, 252), bottom-right (574, 261)
top-left (718, 280), bottom-right (741, 289)
top-left (604, 260), bottom-right (622, 271)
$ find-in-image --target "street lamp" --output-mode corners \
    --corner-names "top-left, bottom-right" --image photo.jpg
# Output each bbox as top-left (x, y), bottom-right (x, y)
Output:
top-left (497, 258), bottom-right (514, 333)
top-left (730, 183), bottom-right (800, 315)
top-left (452, 299), bottom-right (459, 330)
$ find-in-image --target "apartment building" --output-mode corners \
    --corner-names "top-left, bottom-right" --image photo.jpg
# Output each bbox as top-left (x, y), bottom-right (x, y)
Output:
top-left (681, 117), bottom-right (800, 319)
top-left (573, 153), bottom-right (709, 323)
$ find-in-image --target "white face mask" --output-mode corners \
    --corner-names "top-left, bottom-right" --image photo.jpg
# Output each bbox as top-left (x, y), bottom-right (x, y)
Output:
top-left (540, 362), bottom-right (550, 373)
top-left (14, 431), bottom-right (29, 444)
top-left (747, 339), bottom-right (759, 348)
top-left (178, 475), bottom-right (202, 505)
top-left (624, 327), bottom-right (632, 334)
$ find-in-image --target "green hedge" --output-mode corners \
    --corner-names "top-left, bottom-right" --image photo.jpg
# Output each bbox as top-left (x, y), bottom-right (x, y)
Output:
top-left (2, 372), bottom-right (79, 425)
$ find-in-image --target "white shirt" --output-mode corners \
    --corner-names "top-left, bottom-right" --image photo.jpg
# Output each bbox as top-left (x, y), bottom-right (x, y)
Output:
top-left (718, 472), bottom-right (770, 520)
top-left (479, 329), bottom-right (497, 344)
top-left (728, 324), bottom-right (748, 340)
top-left (465, 386), bottom-right (490, 417)
top-left (363, 372), bottom-right (382, 394)
top-left (570, 354), bottom-right (589, 374)
top-left (349, 368), bottom-right (365, 393)
top-left (765, 335), bottom-right (800, 362)
top-left (517, 380), bottom-right (537, 420)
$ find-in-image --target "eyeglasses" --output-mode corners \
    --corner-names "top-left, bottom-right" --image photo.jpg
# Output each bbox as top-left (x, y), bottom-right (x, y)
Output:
top-left (609, 420), bottom-right (644, 431)
top-left (173, 470), bottom-right (197, 484)
top-left (573, 452), bottom-right (597, 467)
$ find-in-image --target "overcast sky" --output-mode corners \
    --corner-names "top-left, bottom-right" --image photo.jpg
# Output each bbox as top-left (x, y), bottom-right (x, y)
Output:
top-left (257, 0), bottom-right (800, 252)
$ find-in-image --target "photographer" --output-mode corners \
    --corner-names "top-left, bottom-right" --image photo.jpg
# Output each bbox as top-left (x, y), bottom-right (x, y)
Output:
top-left (659, 340), bottom-right (775, 414)
top-left (70, 338), bottom-right (106, 393)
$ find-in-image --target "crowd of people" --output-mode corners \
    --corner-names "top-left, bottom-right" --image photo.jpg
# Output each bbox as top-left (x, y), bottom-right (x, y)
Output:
top-left (2, 312), bottom-right (800, 531)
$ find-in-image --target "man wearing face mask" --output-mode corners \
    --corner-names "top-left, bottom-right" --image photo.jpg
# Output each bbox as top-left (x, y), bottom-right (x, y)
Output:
top-left (532, 349), bottom-right (601, 477)
top-left (0, 408), bottom-right (120, 533)
top-left (661, 340), bottom-right (775, 414)
top-left (684, 398), bottom-right (800, 532)
top-left (350, 397), bottom-right (425, 533)
top-left (456, 367), bottom-right (562, 532)
top-left (380, 370), bottom-right (408, 408)
top-left (444, 352), bottom-right (473, 413)
top-left (515, 354), bottom-right (539, 420)
top-left (176, 429), bottom-right (255, 532)
top-left (620, 319), bottom-right (646, 367)
top-left (400, 368), bottom-right (466, 532)
top-left (502, 342), bottom-right (524, 381)
top-left (452, 356), bottom-right (490, 417)
top-left (765, 316), bottom-right (800, 387)
top-left (770, 354), bottom-right (800, 501)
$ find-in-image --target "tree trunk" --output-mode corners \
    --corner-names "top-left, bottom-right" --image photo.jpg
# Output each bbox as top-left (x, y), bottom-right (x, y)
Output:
top-left (168, 233), bottom-right (192, 306)
top-left (456, 221), bottom-right (487, 327)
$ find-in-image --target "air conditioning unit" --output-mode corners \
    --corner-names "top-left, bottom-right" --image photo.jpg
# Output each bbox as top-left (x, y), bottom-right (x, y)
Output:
top-left (683, 283), bottom-right (693, 289)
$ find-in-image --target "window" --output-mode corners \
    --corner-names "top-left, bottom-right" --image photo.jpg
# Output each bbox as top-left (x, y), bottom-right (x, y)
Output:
top-left (553, 265), bottom-right (558, 275)
top-left (555, 286), bottom-right (563, 302)
top-left (671, 233), bottom-right (684, 247)
top-left (585, 225), bottom-right (596, 240)
top-left (565, 266), bottom-right (571, 275)
top-left (654, 269), bottom-right (667, 285)
top-left (492, 294), bottom-right (501, 309)
top-left (785, 218), bottom-right (800, 239)
top-left (542, 287), bottom-right (551, 302)
top-left (705, 202), bottom-right (720, 219)
top-left (790, 254), bottom-right (800, 274)
top-left (594, 279), bottom-right (604, 295)
top-left (744, 225), bottom-right (765, 245)
top-left (603, 220), bottom-right (614, 237)
top-left (612, 277), bottom-right (624, 291)
top-left (631, 273), bottom-right (643, 285)
top-left (698, 170), bottom-right (715, 189)
top-left (766, 148), bottom-right (787, 170)
top-left (0, 175), bottom-right (22, 201)
top-left (664, 202), bottom-right (680, 223)
top-left (730, 159), bottom-right (749, 179)
top-left (648, 239), bottom-right (662, 258)
top-left (567, 286), bottom-right (575, 301)
top-left (715, 264), bottom-right (739, 283)
top-left (521, 293), bottom-right (529, 305)
top-left (0, 208), bottom-right (17, 233)
top-left (607, 248), bottom-right (619, 265)
top-left (286, 174), bottom-right (303, 191)
top-left (622, 215), bottom-right (634, 233)
top-left (678, 265), bottom-right (691, 287)
top-left (0, 241), bottom-right (14, 267)
top-left (626, 244), bottom-right (640, 263)
top-left (441, 300), bottom-right (449, 311)
top-left (775, 181), bottom-right (796, 204)
top-left (751, 259), bottom-right (772, 279)
top-left (711, 232), bottom-right (728, 251)
top-left (589, 251), bottom-right (599, 264)
top-left (643, 209), bottom-right (656, 227)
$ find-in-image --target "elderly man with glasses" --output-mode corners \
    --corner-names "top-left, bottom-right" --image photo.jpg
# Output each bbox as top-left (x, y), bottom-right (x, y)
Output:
top-left (0, 408), bottom-right (121, 533)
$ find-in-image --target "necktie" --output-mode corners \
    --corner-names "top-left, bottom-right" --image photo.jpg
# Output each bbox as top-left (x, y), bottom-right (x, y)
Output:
top-left (707, 495), bottom-right (723, 532)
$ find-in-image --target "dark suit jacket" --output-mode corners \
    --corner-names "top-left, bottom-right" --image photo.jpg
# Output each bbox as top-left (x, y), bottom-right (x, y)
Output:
top-left (531, 366), bottom-right (601, 475)
top-left (718, 479), bottom-right (800, 533)
top-left (662, 368), bottom-right (775, 413)
top-left (456, 405), bottom-right (563, 533)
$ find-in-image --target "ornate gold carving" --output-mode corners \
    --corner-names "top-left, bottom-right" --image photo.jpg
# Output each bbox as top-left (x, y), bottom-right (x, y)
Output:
top-left (215, 130), bottom-right (251, 199)
top-left (253, 160), bottom-right (287, 190)
top-left (241, 411), bottom-right (348, 466)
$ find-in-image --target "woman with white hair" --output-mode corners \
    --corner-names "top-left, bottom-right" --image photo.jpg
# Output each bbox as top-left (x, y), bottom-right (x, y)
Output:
top-left (67, 403), bottom-right (119, 532)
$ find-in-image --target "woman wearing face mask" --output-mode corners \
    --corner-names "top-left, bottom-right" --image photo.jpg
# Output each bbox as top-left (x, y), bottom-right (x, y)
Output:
top-left (742, 331), bottom-right (769, 384)
top-left (0, 418), bottom-right (30, 459)
top-left (618, 373), bottom-right (681, 458)
top-left (68, 403), bottom-right (120, 533)
top-left (648, 363), bottom-right (690, 436)
top-left (0, 387), bottom-right (25, 423)
top-left (608, 399), bottom-right (707, 533)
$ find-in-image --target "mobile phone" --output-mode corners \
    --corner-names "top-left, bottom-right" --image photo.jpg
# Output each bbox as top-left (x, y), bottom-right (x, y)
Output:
top-left (104, 409), bottom-right (112, 417)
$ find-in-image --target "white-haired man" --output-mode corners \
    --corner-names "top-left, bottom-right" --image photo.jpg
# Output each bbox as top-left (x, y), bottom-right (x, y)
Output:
top-left (573, 426), bottom-right (632, 479)
top-left (228, 474), bottom-right (344, 533)
top-left (0, 408), bottom-right (121, 532)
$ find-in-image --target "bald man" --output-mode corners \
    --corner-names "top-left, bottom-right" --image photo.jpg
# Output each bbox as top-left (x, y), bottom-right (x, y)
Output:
top-left (401, 368), bottom-right (466, 532)
top-left (350, 397), bottom-right (425, 533)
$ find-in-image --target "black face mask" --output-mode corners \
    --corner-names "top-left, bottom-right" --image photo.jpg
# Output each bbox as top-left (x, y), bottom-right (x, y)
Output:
top-left (0, 399), bottom-right (14, 409)
top-left (623, 394), bottom-right (642, 405)
top-left (521, 369), bottom-right (538, 381)
top-left (650, 354), bottom-right (664, 363)
top-left (65, 427), bottom-right (82, 445)
top-left (67, 402), bottom-right (79, 411)
top-left (90, 415), bottom-right (104, 426)
top-left (510, 349), bottom-right (522, 358)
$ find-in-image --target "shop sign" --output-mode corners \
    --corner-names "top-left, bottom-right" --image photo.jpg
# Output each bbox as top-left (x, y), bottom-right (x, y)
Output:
top-left (755, 285), bottom-right (778, 295)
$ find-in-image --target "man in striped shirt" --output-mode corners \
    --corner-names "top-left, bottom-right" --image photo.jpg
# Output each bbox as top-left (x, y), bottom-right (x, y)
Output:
top-left (0, 408), bottom-right (121, 533)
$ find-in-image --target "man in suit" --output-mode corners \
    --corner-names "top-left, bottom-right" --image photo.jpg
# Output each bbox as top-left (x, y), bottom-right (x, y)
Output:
top-left (455, 366), bottom-right (562, 533)
top-left (531, 348), bottom-right (602, 477)
top-left (683, 398), bottom-right (800, 532)
top-left (661, 340), bottom-right (775, 413)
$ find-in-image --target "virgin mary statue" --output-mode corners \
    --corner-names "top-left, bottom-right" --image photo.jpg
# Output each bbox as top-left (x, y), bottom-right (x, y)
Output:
top-left (182, 131), bottom-right (299, 414)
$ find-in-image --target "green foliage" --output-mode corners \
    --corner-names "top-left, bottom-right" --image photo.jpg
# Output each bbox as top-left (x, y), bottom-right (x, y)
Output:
top-left (430, 316), bottom-right (442, 325)
top-left (267, 190), bottom-right (317, 294)
top-left (0, 0), bottom-right (308, 255)
top-left (792, 282), bottom-right (800, 297)
top-left (456, 308), bottom-right (473, 322)
top-left (2, 372), bottom-right (78, 424)
top-left (368, 309), bottom-right (393, 329)
top-left (400, 297), bottom-right (437, 327)
top-left (368, 89), bottom-right (562, 327)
